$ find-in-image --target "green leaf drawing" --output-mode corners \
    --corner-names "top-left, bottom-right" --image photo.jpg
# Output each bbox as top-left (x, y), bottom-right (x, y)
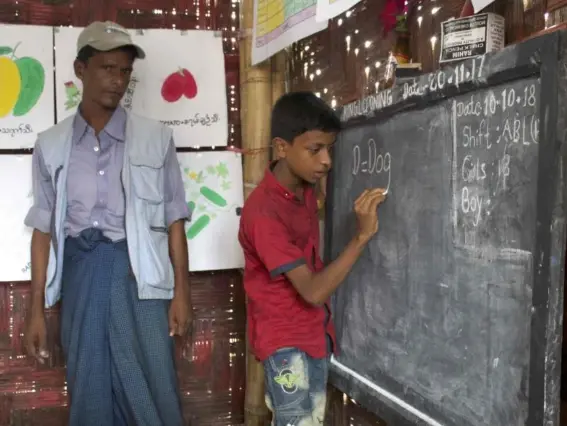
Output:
top-left (195, 171), bottom-right (205, 184)
top-left (0, 46), bottom-right (13, 56)
top-left (206, 165), bottom-right (216, 175)
top-left (221, 181), bottom-right (231, 191)
top-left (216, 162), bottom-right (229, 179)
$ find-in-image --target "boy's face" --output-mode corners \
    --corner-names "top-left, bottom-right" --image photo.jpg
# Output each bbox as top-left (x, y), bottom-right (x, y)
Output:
top-left (74, 48), bottom-right (135, 110)
top-left (276, 130), bottom-right (335, 184)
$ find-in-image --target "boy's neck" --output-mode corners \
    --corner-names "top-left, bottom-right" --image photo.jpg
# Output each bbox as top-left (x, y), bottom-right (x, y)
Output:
top-left (272, 160), bottom-right (304, 197)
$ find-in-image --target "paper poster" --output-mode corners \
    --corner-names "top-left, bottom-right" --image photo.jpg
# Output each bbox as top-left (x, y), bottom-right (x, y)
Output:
top-left (55, 27), bottom-right (228, 148)
top-left (128, 30), bottom-right (228, 148)
top-left (252, 0), bottom-right (328, 65)
top-left (315, 0), bottom-right (362, 21)
top-left (0, 155), bottom-right (33, 282)
top-left (178, 151), bottom-right (244, 271)
top-left (54, 26), bottom-right (83, 123)
top-left (0, 24), bottom-right (55, 149)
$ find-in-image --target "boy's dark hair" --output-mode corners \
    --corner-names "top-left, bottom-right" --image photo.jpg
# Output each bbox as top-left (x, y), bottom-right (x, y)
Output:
top-left (271, 91), bottom-right (341, 142)
top-left (76, 45), bottom-right (138, 64)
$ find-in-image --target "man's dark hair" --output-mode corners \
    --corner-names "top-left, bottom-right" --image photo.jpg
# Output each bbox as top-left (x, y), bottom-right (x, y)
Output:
top-left (271, 91), bottom-right (341, 142)
top-left (76, 45), bottom-right (138, 64)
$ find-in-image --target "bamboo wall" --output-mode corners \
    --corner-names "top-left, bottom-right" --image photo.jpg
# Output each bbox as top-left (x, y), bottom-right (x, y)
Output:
top-left (0, 1), bottom-right (245, 425)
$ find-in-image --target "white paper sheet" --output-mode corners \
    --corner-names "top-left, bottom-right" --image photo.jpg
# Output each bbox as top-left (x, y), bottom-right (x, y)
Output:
top-left (177, 151), bottom-right (244, 271)
top-left (0, 24), bottom-right (55, 148)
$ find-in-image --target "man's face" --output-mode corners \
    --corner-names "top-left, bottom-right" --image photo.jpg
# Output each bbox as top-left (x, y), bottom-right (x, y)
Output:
top-left (74, 48), bottom-right (134, 110)
top-left (277, 130), bottom-right (335, 184)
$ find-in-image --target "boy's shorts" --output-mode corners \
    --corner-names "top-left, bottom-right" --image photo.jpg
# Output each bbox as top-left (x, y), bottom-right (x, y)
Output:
top-left (263, 347), bottom-right (328, 426)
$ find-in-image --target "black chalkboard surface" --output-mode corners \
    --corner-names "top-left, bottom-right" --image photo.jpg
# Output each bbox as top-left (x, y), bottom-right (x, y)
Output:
top-left (325, 31), bottom-right (567, 426)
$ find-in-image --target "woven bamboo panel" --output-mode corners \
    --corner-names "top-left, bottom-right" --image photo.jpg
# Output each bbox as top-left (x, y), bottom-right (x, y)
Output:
top-left (0, 1), bottom-right (244, 425)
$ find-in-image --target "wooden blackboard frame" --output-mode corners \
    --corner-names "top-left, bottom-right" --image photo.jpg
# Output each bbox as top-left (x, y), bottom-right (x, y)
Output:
top-left (324, 30), bottom-right (567, 426)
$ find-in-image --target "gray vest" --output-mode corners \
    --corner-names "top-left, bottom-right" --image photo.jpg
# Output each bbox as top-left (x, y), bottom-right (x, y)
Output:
top-left (38, 113), bottom-right (175, 307)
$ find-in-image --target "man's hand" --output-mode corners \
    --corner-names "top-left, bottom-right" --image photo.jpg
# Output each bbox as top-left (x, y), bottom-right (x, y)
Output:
top-left (25, 309), bottom-right (49, 363)
top-left (168, 284), bottom-right (193, 337)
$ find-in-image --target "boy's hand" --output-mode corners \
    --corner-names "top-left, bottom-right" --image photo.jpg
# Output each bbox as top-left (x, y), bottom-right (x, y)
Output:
top-left (354, 188), bottom-right (387, 243)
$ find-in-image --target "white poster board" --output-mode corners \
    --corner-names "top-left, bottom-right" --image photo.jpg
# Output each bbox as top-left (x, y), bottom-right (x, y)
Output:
top-left (0, 155), bottom-right (33, 282)
top-left (178, 151), bottom-right (244, 271)
top-left (128, 30), bottom-right (228, 148)
top-left (55, 28), bottom-right (228, 148)
top-left (0, 24), bottom-right (55, 149)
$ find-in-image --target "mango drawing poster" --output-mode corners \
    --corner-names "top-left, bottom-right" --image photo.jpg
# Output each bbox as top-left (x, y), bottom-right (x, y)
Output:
top-left (129, 30), bottom-right (228, 148)
top-left (0, 24), bottom-right (55, 149)
top-left (0, 155), bottom-right (33, 281)
top-left (177, 151), bottom-right (244, 271)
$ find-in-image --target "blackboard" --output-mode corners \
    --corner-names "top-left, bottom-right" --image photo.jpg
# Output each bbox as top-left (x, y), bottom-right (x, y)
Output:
top-left (325, 31), bottom-right (567, 426)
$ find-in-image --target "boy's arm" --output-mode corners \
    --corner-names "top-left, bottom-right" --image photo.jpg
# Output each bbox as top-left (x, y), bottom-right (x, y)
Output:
top-left (250, 188), bottom-right (386, 305)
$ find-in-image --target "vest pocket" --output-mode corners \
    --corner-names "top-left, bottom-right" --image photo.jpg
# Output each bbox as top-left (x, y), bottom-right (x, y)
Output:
top-left (129, 156), bottom-right (171, 289)
top-left (130, 156), bottom-right (165, 203)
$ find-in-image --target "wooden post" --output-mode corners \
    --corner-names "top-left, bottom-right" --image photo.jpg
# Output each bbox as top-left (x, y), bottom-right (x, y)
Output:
top-left (240, 0), bottom-right (272, 425)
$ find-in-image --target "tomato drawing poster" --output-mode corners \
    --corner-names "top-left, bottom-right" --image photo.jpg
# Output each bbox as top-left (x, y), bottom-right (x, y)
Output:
top-left (0, 24), bottom-right (55, 149)
top-left (129, 30), bottom-right (228, 147)
top-left (0, 155), bottom-right (33, 281)
top-left (177, 152), bottom-right (244, 271)
top-left (55, 28), bottom-right (228, 147)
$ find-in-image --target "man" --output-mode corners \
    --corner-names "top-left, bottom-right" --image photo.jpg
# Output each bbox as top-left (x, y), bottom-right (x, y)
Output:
top-left (24, 21), bottom-right (191, 426)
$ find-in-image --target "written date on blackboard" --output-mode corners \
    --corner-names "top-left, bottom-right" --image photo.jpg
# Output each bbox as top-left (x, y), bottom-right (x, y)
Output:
top-left (453, 78), bottom-right (540, 249)
top-left (340, 56), bottom-right (487, 122)
top-left (402, 56), bottom-right (486, 100)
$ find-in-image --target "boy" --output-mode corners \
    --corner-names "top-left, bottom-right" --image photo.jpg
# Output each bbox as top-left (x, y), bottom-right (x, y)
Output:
top-left (238, 91), bottom-right (386, 426)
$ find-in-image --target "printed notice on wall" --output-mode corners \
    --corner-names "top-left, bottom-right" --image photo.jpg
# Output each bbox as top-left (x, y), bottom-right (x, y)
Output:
top-left (440, 14), bottom-right (504, 63)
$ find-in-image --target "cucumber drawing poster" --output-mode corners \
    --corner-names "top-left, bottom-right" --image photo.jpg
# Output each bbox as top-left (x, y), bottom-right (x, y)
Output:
top-left (0, 24), bottom-right (55, 148)
top-left (0, 155), bottom-right (33, 281)
top-left (177, 151), bottom-right (244, 271)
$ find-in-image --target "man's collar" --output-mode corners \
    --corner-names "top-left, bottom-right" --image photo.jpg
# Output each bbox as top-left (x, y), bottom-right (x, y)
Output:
top-left (73, 105), bottom-right (127, 144)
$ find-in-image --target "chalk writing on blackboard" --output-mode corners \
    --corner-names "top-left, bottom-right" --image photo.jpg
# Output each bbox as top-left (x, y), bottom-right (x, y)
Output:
top-left (351, 138), bottom-right (392, 192)
top-left (452, 78), bottom-right (540, 247)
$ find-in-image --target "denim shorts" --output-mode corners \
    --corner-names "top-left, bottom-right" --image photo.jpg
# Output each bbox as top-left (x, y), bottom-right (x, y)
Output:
top-left (263, 347), bottom-right (328, 426)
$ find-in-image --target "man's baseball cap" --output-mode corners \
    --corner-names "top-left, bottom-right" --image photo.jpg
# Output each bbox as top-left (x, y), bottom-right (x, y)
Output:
top-left (77, 21), bottom-right (146, 59)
